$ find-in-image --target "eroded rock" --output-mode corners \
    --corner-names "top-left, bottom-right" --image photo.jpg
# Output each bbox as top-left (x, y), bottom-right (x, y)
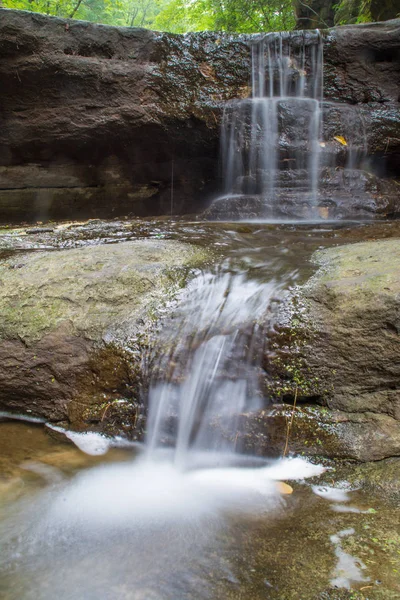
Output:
top-left (0, 239), bottom-right (210, 433)
top-left (0, 10), bottom-right (399, 222)
top-left (261, 238), bottom-right (400, 461)
top-left (0, 9), bottom-right (249, 222)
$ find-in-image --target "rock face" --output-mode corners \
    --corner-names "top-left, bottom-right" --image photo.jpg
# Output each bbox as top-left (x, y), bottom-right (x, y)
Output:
top-left (0, 9), bottom-right (399, 222)
top-left (294, 0), bottom-right (336, 29)
top-left (0, 239), bottom-right (209, 434)
top-left (260, 238), bottom-right (400, 461)
top-left (324, 20), bottom-right (400, 179)
top-left (0, 9), bottom-right (249, 222)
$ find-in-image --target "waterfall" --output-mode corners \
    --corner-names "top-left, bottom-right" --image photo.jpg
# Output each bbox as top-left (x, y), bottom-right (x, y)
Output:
top-left (221, 31), bottom-right (324, 218)
top-left (205, 30), bottom-right (368, 221)
top-left (145, 269), bottom-right (277, 470)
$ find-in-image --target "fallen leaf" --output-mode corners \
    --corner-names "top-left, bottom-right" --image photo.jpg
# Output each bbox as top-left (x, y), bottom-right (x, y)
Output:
top-left (334, 135), bottom-right (347, 146)
top-left (276, 482), bottom-right (293, 495)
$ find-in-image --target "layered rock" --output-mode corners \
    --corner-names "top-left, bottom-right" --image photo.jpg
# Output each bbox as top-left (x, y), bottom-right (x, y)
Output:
top-left (254, 238), bottom-right (400, 461)
top-left (0, 9), bottom-right (249, 222)
top-left (0, 9), bottom-right (399, 222)
top-left (0, 238), bottom-right (209, 435)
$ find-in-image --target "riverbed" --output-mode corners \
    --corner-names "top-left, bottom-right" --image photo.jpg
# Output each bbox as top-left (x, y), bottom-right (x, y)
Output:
top-left (1, 218), bottom-right (399, 599)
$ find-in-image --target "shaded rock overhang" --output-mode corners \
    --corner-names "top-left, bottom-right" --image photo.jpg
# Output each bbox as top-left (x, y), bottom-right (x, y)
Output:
top-left (0, 9), bottom-right (399, 223)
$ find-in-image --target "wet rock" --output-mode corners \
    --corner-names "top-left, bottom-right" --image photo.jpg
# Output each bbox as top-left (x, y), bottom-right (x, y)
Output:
top-left (0, 10), bottom-right (399, 222)
top-left (201, 195), bottom-right (266, 220)
top-left (327, 456), bottom-right (400, 506)
top-left (262, 238), bottom-right (400, 461)
top-left (0, 239), bottom-right (210, 432)
top-left (324, 19), bottom-right (400, 179)
top-left (25, 227), bottom-right (54, 234)
top-left (0, 9), bottom-right (250, 223)
top-left (233, 405), bottom-right (400, 461)
top-left (201, 169), bottom-right (400, 220)
top-left (316, 168), bottom-right (400, 218)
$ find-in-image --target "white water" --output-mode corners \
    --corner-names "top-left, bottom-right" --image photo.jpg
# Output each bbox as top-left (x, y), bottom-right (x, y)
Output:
top-left (41, 457), bottom-right (325, 531)
top-left (145, 270), bottom-right (274, 467)
top-left (35, 266), bottom-right (325, 531)
top-left (221, 31), bottom-right (324, 213)
top-left (215, 31), bottom-right (370, 221)
top-left (1, 266), bottom-right (325, 567)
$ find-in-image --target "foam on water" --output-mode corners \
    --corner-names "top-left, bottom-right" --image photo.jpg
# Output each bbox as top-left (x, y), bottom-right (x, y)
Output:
top-left (37, 456), bottom-right (325, 534)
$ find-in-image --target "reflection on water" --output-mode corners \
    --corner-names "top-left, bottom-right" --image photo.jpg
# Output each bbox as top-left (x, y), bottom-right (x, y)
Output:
top-left (330, 529), bottom-right (369, 589)
top-left (0, 423), bottom-right (325, 600)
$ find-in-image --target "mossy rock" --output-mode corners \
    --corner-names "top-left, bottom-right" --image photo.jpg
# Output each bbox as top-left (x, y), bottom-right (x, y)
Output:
top-left (263, 238), bottom-right (400, 461)
top-left (0, 239), bottom-right (211, 432)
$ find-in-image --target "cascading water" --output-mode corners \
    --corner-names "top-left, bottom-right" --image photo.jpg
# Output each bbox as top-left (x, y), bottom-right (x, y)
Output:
top-left (0, 253), bottom-right (326, 600)
top-left (220, 31), bottom-right (324, 218)
top-left (145, 268), bottom-right (275, 469)
top-left (206, 31), bottom-right (369, 221)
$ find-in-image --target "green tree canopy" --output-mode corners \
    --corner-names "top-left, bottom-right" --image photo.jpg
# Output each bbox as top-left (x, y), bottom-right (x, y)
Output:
top-left (2, 0), bottom-right (296, 32)
top-left (2, 0), bottom-right (398, 31)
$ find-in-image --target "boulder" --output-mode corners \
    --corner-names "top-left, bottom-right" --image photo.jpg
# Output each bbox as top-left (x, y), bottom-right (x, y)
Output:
top-left (0, 238), bottom-right (209, 435)
top-left (260, 238), bottom-right (400, 461)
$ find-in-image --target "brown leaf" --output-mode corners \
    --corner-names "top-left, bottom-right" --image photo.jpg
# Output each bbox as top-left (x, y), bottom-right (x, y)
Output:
top-left (276, 482), bottom-right (293, 495)
top-left (199, 63), bottom-right (215, 80)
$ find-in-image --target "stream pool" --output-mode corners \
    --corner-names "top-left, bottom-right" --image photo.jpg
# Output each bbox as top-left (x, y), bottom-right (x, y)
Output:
top-left (1, 218), bottom-right (399, 599)
top-left (0, 419), bottom-right (399, 600)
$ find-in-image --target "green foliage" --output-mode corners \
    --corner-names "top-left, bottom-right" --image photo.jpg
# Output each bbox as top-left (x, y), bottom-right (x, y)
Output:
top-left (2, 0), bottom-right (163, 26)
top-left (2, 0), bottom-right (296, 33)
top-left (333, 0), bottom-right (400, 24)
top-left (333, 0), bottom-right (372, 24)
top-left (155, 0), bottom-right (296, 33)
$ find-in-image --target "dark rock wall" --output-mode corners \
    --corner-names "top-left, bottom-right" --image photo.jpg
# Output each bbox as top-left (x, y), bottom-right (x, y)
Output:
top-left (323, 19), bottom-right (400, 175)
top-left (0, 9), bottom-right (399, 222)
top-left (0, 9), bottom-right (249, 222)
top-left (294, 0), bottom-right (336, 29)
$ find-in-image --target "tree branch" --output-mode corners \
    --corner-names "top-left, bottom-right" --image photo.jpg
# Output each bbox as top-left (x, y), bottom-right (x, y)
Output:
top-left (69, 0), bottom-right (84, 19)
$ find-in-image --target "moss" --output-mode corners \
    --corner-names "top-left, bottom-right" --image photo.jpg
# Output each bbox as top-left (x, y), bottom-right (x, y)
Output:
top-left (311, 239), bottom-right (400, 302)
top-left (0, 239), bottom-right (212, 344)
top-left (264, 289), bottom-right (324, 400)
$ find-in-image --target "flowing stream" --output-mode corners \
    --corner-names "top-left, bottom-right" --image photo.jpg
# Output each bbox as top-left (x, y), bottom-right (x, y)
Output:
top-left (0, 30), bottom-right (396, 600)
top-left (1, 220), bottom-right (399, 599)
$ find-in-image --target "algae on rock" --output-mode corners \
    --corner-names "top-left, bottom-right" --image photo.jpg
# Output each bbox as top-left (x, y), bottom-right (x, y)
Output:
top-left (261, 238), bottom-right (400, 461)
top-left (0, 239), bottom-right (211, 434)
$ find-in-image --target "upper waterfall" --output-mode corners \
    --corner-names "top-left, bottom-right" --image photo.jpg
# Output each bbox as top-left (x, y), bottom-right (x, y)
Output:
top-left (204, 30), bottom-right (369, 221)
top-left (221, 31), bottom-right (324, 218)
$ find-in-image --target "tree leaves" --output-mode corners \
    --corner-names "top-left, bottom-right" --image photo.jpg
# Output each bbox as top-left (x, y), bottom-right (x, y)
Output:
top-left (3, 0), bottom-right (296, 33)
